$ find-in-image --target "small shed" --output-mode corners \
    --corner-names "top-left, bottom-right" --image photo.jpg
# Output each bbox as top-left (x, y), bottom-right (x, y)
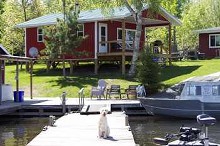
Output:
top-left (196, 27), bottom-right (220, 58)
top-left (0, 44), bottom-right (9, 84)
top-left (0, 44), bottom-right (34, 104)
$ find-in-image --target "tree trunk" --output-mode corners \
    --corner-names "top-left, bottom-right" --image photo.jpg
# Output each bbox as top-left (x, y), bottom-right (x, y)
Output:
top-left (128, 13), bottom-right (143, 77)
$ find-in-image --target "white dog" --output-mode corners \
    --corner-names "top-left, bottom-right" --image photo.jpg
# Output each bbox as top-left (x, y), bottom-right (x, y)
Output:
top-left (98, 108), bottom-right (110, 138)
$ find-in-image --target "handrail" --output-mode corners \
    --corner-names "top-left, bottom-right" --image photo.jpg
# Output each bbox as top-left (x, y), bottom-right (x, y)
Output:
top-left (98, 40), bottom-right (146, 54)
top-left (98, 40), bottom-right (135, 53)
top-left (78, 88), bottom-right (85, 111)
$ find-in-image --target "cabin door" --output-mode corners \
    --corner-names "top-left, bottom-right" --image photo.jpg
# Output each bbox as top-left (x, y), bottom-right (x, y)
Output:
top-left (99, 23), bottom-right (108, 53)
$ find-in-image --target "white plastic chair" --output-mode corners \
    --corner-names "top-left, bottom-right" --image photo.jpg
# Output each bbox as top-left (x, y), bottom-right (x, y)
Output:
top-left (90, 79), bottom-right (107, 99)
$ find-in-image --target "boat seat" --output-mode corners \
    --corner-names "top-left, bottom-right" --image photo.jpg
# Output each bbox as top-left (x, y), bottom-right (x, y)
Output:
top-left (197, 114), bottom-right (216, 126)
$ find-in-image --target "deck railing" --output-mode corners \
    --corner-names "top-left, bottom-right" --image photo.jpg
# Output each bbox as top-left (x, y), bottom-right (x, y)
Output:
top-left (98, 40), bottom-right (134, 54)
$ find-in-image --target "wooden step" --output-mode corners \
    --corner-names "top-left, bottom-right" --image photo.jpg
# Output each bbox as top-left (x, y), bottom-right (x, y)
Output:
top-left (80, 104), bottom-right (111, 115)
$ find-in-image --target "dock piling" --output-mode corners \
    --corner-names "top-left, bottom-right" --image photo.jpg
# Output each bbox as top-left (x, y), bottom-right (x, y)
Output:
top-left (49, 115), bottom-right (56, 126)
top-left (60, 92), bottom-right (67, 114)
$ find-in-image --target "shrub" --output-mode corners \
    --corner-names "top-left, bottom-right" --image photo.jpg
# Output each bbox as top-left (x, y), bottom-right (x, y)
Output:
top-left (137, 50), bottom-right (161, 95)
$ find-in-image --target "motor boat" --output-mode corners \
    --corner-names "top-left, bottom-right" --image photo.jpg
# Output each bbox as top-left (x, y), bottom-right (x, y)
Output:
top-left (153, 114), bottom-right (219, 146)
top-left (139, 73), bottom-right (220, 119)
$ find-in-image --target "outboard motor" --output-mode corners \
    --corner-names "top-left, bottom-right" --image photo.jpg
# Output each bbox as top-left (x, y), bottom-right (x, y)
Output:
top-left (153, 114), bottom-right (219, 146)
top-left (179, 127), bottom-right (201, 142)
top-left (197, 114), bottom-right (216, 146)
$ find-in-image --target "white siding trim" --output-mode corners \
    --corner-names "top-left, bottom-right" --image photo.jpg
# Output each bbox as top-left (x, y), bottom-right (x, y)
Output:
top-left (25, 28), bottom-right (27, 57)
top-left (94, 21), bottom-right (98, 59)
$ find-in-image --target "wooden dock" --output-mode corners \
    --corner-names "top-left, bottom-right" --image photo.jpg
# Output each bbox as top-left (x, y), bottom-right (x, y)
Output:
top-left (0, 98), bottom-right (142, 116)
top-left (27, 112), bottom-right (138, 146)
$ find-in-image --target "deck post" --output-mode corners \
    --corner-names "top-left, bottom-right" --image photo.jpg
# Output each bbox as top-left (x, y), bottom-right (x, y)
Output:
top-left (168, 24), bottom-right (172, 66)
top-left (0, 60), bottom-right (2, 105)
top-left (94, 21), bottom-right (98, 75)
top-left (94, 59), bottom-right (98, 75)
top-left (122, 19), bottom-right (126, 75)
top-left (30, 60), bottom-right (33, 99)
top-left (16, 61), bottom-right (19, 102)
top-left (70, 60), bottom-right (73, 75)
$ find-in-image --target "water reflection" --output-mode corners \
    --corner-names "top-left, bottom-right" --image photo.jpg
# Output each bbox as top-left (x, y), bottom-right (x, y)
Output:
top-left (129, 116), bottom-right (220, 146)
top-left (0, 117), bottom-right (48, 146)
top-left (0, 115), bottom-right (220, 146)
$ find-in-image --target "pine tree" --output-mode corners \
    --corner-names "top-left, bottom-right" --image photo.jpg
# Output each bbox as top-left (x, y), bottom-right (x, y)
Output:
top-left (44, 3), bottom-right (86, 77)
top-left (137, 49), bottom-right (161, 95)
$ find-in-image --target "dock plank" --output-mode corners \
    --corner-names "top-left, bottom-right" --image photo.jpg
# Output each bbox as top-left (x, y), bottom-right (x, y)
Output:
top-left (27, 112), bottom-right (137, 146)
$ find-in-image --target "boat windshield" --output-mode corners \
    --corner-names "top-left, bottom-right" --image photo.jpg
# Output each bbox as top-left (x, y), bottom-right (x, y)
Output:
top-left (168, 83), bottom-right (185, 96)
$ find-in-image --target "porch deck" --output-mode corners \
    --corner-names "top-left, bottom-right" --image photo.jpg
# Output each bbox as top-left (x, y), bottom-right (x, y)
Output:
top-left (97, 51), bottom-right (133, 57)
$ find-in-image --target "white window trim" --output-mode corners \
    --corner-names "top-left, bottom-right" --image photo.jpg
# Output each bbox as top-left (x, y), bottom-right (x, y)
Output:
top-left (117, 28), bottom-right (136, 50)
top-left (37, 28), bottom-right (43, 42)
top-left (117, 28), bottom-right (136, 41)
top-left (77, 24), bottom-right (84, 37)
top-left (209, 34), bottom-right (220, 48)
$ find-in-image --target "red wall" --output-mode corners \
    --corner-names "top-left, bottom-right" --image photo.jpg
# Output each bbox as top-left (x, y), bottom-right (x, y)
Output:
top-left (65, 22), bottom-right (95, 59)
top-left (199, 33), bottom-right (220, 58)
top-left (26, 28), bottom-right (45, 57)
top-left (26, 22), bottom-right (95, 59)
top-left (26, 20), bottom-right (146, 59)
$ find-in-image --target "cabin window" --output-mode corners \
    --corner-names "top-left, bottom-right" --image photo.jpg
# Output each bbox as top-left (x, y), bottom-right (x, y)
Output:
top-left (212, 85), bottom-right (220, 96)
top-left (77, 24), bottom-right (84, 37)
top-left (117, 28), bottom-right (136, 49)
top-left (117, 29), bottom-right (122, 40)
top-left (209, 34), bottom-right (220, 48)
top-left (37, 28), bottom-right (43, 42)
top-left (187, 85), bottom-right (201, 96)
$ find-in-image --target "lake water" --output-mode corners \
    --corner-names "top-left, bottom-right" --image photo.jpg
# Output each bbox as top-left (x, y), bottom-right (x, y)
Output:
top-left (129, 116), bottom-right (220, 146)
top-left (0, 115), bottom-right (220, 146)
top-left (0, 117), bottom-right (48, 146)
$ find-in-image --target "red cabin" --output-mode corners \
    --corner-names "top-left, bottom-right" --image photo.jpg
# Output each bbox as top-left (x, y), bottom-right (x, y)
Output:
top-left (196, 27), bottom-right (220, 58)
top-left (16, 6), bottom-right (181, 74)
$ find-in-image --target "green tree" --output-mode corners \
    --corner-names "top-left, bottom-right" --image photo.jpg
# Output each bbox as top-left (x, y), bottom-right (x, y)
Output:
top-left (1, 1), bottom-right (24, 55)
top-left (0, 0), bottom-right (5, 43)
top-left (44, 2), bottom-right (86, 77)
top-left (43, 0), bottom-right (94, 13)
top-left (146, 0), bottom-right (189, 53)
top-left (137, 49), bottom-right (161, 95)
top-left (1, 0), bottom-right (45, 55)
top-left (177, 0), bottom-right (220, 49)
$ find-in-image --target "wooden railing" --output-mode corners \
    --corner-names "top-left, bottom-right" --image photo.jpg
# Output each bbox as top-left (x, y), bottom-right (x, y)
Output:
top-left (98, 40), bottom-right (134, 54)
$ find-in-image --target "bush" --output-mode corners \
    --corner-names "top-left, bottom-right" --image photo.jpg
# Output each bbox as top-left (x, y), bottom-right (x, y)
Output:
top-left (137, 50), bottom-right (161, 95)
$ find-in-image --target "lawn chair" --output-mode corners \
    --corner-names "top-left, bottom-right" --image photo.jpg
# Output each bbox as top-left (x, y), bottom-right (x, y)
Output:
top-left (136, 85), bottom-right (146, 97)
top-left (125, 85), bottom-right (138, 99)
top-left (90, 79), bottom-right (107, 99)
top-left (106, 85), bottom-right (121, 99)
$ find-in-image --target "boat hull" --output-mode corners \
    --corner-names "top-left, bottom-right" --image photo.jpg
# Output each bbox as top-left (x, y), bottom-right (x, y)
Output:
top-left (139, 97), bottom-right (220, 119)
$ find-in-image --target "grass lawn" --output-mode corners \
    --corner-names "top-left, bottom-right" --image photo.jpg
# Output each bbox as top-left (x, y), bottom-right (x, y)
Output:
top-left (4, 59), bottom-right (220, 98)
